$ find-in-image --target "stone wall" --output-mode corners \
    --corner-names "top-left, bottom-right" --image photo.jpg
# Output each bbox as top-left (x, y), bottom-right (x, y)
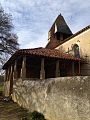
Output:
top-left (12, 76), bottom-right (90, 120)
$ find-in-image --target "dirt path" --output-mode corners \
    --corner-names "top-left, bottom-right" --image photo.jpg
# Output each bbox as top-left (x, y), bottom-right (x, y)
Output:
top-left (0, 95), bottom-right (28, 120)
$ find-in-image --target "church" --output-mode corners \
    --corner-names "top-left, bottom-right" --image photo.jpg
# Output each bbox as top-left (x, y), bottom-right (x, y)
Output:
top-left (3, 14), bottom-right (90, 96)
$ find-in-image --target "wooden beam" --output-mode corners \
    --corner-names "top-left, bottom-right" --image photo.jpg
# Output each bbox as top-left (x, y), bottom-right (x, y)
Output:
top-left (22, 56), bottom-right (26, 79)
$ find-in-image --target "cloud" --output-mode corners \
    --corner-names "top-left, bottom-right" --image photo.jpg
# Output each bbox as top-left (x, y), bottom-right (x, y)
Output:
top-left (0, 0), bottom-right (90, 48)
top-left (17, 27), bottom-right (48, 49)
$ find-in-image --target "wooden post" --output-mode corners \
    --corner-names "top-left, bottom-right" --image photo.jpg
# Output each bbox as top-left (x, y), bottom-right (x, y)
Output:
top-left (9, 65), bottom-right (13, 95)
top-left (4, 69), bottom-right (8, 82)
top-left (10, 66), bottom-right (13, 80)
top-left (3, 69), bottom-right (8, 96)
top-left (4, 66), bottom-right (11, 97)
top-left (20, 68), bottom-right (22, 78)
top-left (40, 58), bottom-right (45, 80)
top-left (14, 60), bottom-right (17, 79)
top-left (22, 56), bottom-right (26, 79)
top-left (72, 62), bottom-right (75, 76)
top-left (8, 66), bottom-right (11, 81)
top-left (7, 67), bottom-right (10, 81)
top-left (55, 60), bottom-right (60, 77)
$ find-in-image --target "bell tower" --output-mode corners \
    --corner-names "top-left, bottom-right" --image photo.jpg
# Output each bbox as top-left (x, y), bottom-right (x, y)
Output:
top-left (46, 14), bottom-right (73, 49)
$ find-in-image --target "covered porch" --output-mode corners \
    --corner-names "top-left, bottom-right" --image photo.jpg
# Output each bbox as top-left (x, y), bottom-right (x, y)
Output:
top-left (15, 56), bottom-right (80, 79)
top-left (3, 48), bottom-right (80, 96)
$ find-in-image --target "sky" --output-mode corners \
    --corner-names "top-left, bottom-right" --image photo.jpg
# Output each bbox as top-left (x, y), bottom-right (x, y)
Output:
top-left (0, 0), bottom-right (90, 49)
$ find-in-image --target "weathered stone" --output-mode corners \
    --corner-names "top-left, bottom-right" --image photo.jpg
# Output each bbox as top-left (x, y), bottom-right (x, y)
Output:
top-left (12, 76), bottom-right (90, 120)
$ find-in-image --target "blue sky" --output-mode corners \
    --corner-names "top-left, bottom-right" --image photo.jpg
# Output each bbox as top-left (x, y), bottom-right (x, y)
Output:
top-left (0, 0), bottom-right (90, 49)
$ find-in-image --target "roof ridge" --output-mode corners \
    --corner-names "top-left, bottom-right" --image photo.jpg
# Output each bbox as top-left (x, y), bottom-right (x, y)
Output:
top-left (19, 47), bottom-right (43, 51)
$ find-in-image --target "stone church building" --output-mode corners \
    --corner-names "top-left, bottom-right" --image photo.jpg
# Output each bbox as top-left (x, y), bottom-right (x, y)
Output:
top-left (3, 14), bottom-right (90, 96)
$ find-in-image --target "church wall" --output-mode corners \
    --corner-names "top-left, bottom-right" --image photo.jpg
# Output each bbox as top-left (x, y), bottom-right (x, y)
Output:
top-left (56, 29), bottom-right (90, 59)
top-left (56, 29), bottom-right (90, 75)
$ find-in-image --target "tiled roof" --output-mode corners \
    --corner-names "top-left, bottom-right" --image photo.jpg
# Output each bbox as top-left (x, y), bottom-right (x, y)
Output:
top-left (3, 47), bottom-right (80, 69)
top-left (56, 15), bottom-right (72, 35)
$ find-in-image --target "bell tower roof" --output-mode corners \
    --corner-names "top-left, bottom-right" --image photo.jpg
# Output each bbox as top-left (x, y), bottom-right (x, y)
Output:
top-left (46, 14), bottom-right (73, 49)
top-left (50, 14), bottom-right (73, 35)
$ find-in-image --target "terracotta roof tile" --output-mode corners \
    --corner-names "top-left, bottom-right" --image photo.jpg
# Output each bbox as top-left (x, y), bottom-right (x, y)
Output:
top-left (15, 47), bottom-right (80, 59)
top-left (3, 47), bottom-right (80, 69)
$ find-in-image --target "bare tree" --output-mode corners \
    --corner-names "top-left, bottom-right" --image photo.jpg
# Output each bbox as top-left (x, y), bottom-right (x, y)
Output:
top-left (0, 6), bottom-right (19, 74)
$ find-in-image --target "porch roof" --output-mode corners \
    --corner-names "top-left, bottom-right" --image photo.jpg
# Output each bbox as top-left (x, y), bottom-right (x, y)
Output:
top-left (3, 47), bottom-right (80, 69)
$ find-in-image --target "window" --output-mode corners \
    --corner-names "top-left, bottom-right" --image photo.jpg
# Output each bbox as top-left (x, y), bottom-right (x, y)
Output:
top-left (72, 44), bottom-right (80, 58)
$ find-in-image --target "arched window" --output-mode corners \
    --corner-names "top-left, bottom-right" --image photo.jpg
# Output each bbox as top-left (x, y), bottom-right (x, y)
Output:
top-left (72, 44), bottom-right (80, 58)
